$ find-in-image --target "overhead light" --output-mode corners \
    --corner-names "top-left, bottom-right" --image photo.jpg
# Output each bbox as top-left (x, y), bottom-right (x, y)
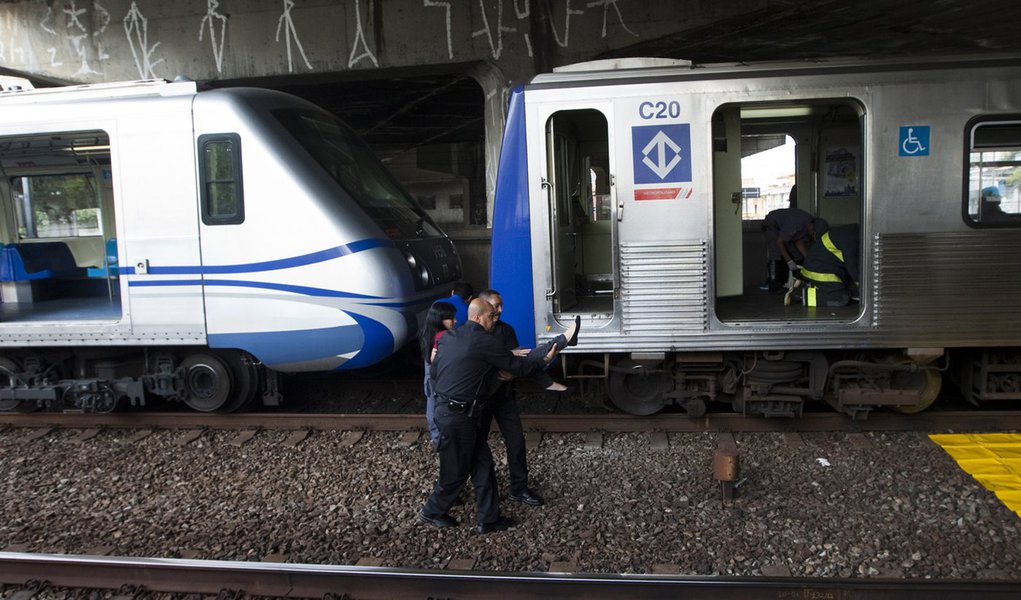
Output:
top-left (740, 107), bottom-right (814, 119)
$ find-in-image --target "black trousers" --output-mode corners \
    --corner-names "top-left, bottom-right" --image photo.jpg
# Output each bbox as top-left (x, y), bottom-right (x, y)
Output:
top-left (480, 388), bottom-right (529, 495)
top-left (421, 402), bottom-right (500, 526)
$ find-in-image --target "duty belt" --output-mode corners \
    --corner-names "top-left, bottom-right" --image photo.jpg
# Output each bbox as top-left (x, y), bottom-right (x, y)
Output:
top-left (437, 394), bottom-right (469, 413)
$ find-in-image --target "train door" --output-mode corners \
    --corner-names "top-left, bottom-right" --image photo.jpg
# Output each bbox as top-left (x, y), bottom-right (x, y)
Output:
top-left (711, 99), bottom-right (865, 323)
top-left (541, 108), bottom-right (616, 321)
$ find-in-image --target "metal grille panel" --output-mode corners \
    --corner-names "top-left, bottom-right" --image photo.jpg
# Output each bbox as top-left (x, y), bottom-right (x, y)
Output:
top-left (621, 240), bottom-right (707, 334)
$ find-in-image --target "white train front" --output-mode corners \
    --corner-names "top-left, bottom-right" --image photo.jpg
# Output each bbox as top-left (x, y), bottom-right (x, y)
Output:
top-left (0, 78), bottom-right (460, 412)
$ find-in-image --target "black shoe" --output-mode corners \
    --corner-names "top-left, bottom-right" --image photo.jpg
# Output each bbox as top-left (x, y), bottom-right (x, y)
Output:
top-left (509, 489), bottom-right (545, 506)
top-left (418, 511), bottom-right (458, 528)
top-left (567, 315), bottom-right (581, 346)
top-left (475, 516), bottom-right (516, 534)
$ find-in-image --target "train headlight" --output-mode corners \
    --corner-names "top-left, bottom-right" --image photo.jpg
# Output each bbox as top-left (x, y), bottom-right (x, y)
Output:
top-left (419, 265), bottom-right (431, 287)
top-left (404, 252), bottom-right (417, 270)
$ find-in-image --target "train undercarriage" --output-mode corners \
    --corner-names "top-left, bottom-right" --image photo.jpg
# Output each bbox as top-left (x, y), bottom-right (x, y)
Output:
top-left (0, 348), bottom-right (277, 414)
top-left (571, 348), bottom-right (1021, 419)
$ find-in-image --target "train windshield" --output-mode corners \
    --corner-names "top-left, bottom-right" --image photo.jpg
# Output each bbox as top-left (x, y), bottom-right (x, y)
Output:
top-left (274, 109), bottom-right (442, 239)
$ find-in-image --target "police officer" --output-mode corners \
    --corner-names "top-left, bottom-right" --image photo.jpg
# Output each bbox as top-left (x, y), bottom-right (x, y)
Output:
top-left (799, 223), bottom-right (860, 307)
top-left (419, 298), bottom-right (558, 534)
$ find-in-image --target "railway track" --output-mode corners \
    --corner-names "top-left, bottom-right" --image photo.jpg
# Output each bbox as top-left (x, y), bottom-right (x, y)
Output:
top-left (0, 410), bottom-right (1019, 433)
top-left (1, 551), bottom-right (1018, 599)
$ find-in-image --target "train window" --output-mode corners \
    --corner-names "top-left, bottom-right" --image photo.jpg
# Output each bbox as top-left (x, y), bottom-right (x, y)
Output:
top-left (273, 108), bottom-right (443, 240)
top-left (11, 173), bottom-right (101, 239)
top-left (965, 119), bottom-right (1021, 227)
top-left (199, 134), bottom-right (244, 225)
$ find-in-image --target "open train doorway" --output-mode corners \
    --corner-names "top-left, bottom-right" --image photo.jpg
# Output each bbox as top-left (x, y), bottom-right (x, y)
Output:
top-left (712, 99), bottom-right (865, 323)
top-left (0, 131), bottom-right (121, 324)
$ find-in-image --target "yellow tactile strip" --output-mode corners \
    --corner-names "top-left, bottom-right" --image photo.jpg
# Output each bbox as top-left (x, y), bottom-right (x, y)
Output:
top-left (929, 433), bottom-right (1021, 517)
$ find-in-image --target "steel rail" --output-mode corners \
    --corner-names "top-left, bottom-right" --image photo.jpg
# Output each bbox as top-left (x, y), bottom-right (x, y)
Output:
top-left (0, 552), bottom-right (1017, 600)
top-left (0, 411), bottom-right (1019, 433)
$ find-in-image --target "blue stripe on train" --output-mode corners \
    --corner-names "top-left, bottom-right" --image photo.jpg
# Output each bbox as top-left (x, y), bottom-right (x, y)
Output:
top-left (121, 238), bottom-right (394, 275)
top-left (489, 85), bottom-right (536, 349)
top-left (207, 316), bottom-right (395, 371)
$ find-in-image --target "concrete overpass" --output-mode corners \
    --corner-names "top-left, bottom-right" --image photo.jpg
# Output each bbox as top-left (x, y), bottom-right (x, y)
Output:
top-left (2, 0), bottom-right (1019, 285)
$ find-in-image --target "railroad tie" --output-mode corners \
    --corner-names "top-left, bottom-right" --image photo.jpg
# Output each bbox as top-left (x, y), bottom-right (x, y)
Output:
top-left (68, 428), bottom-right (101, 443)
top-left (846, 432), bottom-right (873, 448)
top-left (229, 429), bottom-right (259, 447)
top-left (524, 430), bottom-right (542, 450)
top-left (446, 558), bottom-right (477, 570)
top-left (284, 429), bottom-right (311, 447)
top-left (340, 430), bottom-right (365, 447)
top-left (355, 556), bottom-right (385, 567)
top-left (584, 431), bottom-right (603, 449)
top-left (123, 429), bottom-right (154, 444)
top-left (548, 560), bottom-right (578, 573)
top-left (173, 430), bottom-right (204, 446)
top-left (261, 553), bottom-right (289, 563)
top-left (21, 427), bottom-right (53, 442)
top-left (397, 430), bottom-right (420, 447)
top-left (651, 564), bottom-right (680, 574)
top-left (648, 431), bottom-right (669, 450)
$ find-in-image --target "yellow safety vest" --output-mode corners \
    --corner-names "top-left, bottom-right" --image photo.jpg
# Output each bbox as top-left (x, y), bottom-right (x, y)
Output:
top-left (799, 232), bottom-right (844, 283)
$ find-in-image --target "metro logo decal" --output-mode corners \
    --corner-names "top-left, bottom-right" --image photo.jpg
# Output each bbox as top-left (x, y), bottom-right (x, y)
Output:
top-left (632, 123), bottom-right (692, 200)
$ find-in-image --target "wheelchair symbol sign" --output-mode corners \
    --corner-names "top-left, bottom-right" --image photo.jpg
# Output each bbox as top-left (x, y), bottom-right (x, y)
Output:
top-left (899, 126), bottom-right (930, 156)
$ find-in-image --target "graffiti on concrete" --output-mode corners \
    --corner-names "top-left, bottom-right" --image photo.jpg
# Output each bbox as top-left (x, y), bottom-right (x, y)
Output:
top-left (586, 0), bottom-right (638, 38)
top-left (277, 0), bottom-right (313, 72)
top-left (124, 1), bottom-right (164, 79)
top-left (423, 0), bottom-right (453, 60)
top-left (0, 0), bottom-right (641, 80)
top-left (348, 0), bottom-right (378, 68)
top-left (199, 0), bottom-right (229, 74)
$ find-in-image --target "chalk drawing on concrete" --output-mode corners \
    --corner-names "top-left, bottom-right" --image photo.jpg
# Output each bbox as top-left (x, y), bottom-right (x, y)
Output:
top-left (423, 0), bottom-right (453, 60)
top-left (65, 0), bottom-right (103, 75)
top-left (94, 2), bottom-right (112, 60)
top-left (348, 0), bottom-right (379, 68)
top-left (124, 2), bottom-right (165, 79)
top-left (1, 12), bottom-right (26, 64)
top-left (513, 0), bottom-right (529, 19)
top-left (276, 0), bottom-right (312, 71)
top-left (40, 6), bottom-right (63, 67)
top-left (473, 0), bottom-right (516, 61)
top-left (586, 0), bottom-right (638, 37)
top-left (548, 0), bottom-right (583, 48)
top-left (199, 0), bottom-right (229, 73)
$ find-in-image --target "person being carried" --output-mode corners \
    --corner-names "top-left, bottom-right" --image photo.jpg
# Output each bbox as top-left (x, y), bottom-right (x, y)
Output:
top-left (419, 301), bottom-right (457, 448)
top-left (418, 299), bottom-right (570, 534)
top-left (475, 288), bottom-right (580, 508)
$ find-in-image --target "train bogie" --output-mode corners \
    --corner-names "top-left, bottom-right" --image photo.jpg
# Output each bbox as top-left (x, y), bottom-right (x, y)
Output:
top-left (492, 56), bottom-right (1021, 417)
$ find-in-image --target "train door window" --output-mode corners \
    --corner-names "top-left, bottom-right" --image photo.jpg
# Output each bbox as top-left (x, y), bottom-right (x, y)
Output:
top-left (965, 119), bottom-right (1021, 227)
top-left (545, 109), bottom-right (614, 316)
top-left (712, 100), bottom-right (864, 324)
top-left (199, 134), bottom-right (244, 225)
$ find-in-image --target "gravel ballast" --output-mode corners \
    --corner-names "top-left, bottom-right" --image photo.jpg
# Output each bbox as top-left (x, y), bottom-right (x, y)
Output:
top-left (1, 426), bottom-right (1019, 578)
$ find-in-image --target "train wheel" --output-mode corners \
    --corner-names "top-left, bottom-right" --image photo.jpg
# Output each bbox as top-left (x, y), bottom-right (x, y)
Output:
top-left (180, 353), bottom-right (233, 413)
top-left (888, 357), bottom-right (942, 414)
top-left (219, 351), bottom-right (260, 413)
top-left (0, 357), bottom-right (22, 412)
top-left (608, 359), bottom-right (668, 416)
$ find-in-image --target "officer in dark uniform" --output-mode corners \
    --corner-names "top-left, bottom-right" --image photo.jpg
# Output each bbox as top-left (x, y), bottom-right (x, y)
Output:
top-left (419, 298), bottom-right (558, 534)
top-left (799, 223), bottom-right (860, 307)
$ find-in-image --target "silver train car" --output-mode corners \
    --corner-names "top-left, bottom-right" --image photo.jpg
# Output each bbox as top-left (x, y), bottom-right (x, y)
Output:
top-left (490, 55), bottom-right (1021, 418)
top-left (0, 78), bottom-right (460, 413)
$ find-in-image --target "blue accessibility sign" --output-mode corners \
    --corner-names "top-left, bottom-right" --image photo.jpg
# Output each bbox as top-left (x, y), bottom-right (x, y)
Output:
top-left (632, 124), bottom-right (692, 184)
top-left (899, 126), bottom-right (930, 156)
